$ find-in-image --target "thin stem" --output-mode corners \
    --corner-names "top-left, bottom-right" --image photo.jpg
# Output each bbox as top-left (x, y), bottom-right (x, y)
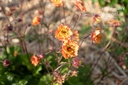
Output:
top-left (62, 4), bottom-right (66, 24)
top-left (72, 13), bottom-right (82, 30)
top-left (79, 34), bottom-right (90, 47)
top-left (54, 63), bottom-right (67, 72)
top-left (69, 11), bottom-right (76, 25)
top-left (85, 40), bottom-right (111, 82)
top-left (85, 25), bottom-right (116, 83)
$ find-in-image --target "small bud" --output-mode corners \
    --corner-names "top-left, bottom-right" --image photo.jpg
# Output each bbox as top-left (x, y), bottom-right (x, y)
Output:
top-left (17, 18), bottom-right (22, 22)
top-left (14, 51), bottom-right (18, 57)
top-left (7, 24), bottom-right (13, 31)
top-left (122, 65), bottom-right (126, 70)
top-left (72, 57), bottom-right (81, 68)
top-left (3, 59), bottom-right (11, 67)
top-left (70, 70), bottom-right (78, 77)
top-left (38, 54), bottom-right (44, 59)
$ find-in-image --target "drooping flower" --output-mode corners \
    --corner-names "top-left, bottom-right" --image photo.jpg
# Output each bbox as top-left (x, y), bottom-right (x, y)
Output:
top-left (93, 14), bottom-right (100, 23)
top-left (30, 55), bottom-right (40, 66)
top-left (32, 16), bottom-right (41, 26)
top-left (55, 24), bottom-right (73, 41)
top-left (50, 0), bottom-right (63, 7)
top-left (108, 19), bottom-right (122, 28)
top-left (75, 0), bottom-right (86, 11)
top-left (72, 57), bottom-right (81, 68)
top-left (61, 40), bottom-right (79, 59)
top-left (90, 28), bottom-right (102, 44)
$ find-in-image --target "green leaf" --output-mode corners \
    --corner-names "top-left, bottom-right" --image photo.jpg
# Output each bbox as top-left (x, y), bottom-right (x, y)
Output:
top-left (33, 65), bottom-right (42, 75)
top-left (98, 0), bottom-right (105, 6)
top-left (18, 79), bottom-right (28, 85)
top-left (80, 26), bottom-right (90, 37)
top-left (38, 74), bottom-right (52, 85)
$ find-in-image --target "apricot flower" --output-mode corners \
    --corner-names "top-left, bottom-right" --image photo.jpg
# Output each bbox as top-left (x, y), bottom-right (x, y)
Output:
top-left (75, 0), bottom-right (86, 11)
top-left (108, 19), bottom-right (121, 28)
top-left (32, 16), bottom-right (41, 26)
top-left (55, 24), bottom-right (73, 41)
top-left (50, 0), bottom-right (63, 7)
top-left (90, 28), bottom-right (102, 44)
top-left (61, 40), bottom-right (79, 59)
top-left (30, 55), bottom-right (40, 66)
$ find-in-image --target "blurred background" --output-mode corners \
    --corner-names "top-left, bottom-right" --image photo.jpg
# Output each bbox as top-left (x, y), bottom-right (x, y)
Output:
top-left (0, 0), bottom-right (128, 85)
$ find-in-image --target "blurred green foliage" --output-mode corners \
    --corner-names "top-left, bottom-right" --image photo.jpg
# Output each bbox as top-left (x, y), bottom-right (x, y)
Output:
top-left (0, 46), bottom-right (93, 85)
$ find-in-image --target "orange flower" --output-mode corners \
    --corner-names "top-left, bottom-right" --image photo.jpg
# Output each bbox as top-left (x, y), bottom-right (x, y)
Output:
top-left (55, 24), bottom-right (73, 41)
top-left (90, 28), bottom-right (102, 44)
top-left (70, 70), bottom-right (78, 77)
top-left (75, 0), bottom-right (86, 11)
top-left (72, 30), bottom-right (79, 41)
top-left (50, 0), bottom-right (63, 7)
top-left (30, 55), bottom-right (40, 66)
top-left (14, 51), bottom-right (18, 57)
top-left (61, 40), bottom-right (79, 59)
top-left (108, 19), bottom-right (121, 28)
top-left (32, 16), bottom-right (41, 26)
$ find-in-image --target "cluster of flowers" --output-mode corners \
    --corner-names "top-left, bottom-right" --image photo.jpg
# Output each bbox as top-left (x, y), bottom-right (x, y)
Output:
top-left (25, 0), bottom-right (121, 84)
top-left (30, 0), bottom-right (103, 67)
top-left (55, 24), bottom-right (79, 59)
top-left (3, 0), bottom-right (121, 69)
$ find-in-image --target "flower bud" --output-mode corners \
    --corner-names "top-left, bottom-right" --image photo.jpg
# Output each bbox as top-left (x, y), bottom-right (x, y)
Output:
top-left (3, 59), bottom-right (11, 67)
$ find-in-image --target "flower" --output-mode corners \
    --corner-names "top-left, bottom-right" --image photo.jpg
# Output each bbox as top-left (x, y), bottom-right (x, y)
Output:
top-left (38, 54), bottom-right (44, 59)
top-left (3, 59), bottom-right (11, 67)
top-left (7, 24), bottom-right (13, 31)
top-left (32, 16), bottom-right (41, 26)
top-left (53, 72), bottom-right (66, 84)
top-left (55, 24), bottom-right (73, 41)
top-left (70, 70), bottom-right (78, 77)
top-left (90, 28), bottom-right (102, 44)
top-left (108, 19), bottom-right (121, 28)
top-left (72, 30), bottom-right (79, 41)
top-left (61, 40), bottom-right (79, 59)
top-left (93, 14), bottom-right (100, 23)
top-left (72, 57), bottom-right (81, 68)
top-left (30, 55), bottom-right (40, 66)
top-left (50, 0), bottom-right (63, 7)
top-left (14, 51), bottom-right (18, 57)
top-left (75, 0), bottom-right (86, 11)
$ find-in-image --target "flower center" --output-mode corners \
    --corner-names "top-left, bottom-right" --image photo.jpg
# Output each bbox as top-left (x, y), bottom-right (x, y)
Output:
top-left (61, 29), bottom-right (68, 36)
top-left (67, 46), bottom-right (73, 53)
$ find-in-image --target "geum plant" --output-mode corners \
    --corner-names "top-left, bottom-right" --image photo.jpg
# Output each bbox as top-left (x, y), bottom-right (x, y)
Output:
top-left (0, 0), bottom-right (122, 85)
